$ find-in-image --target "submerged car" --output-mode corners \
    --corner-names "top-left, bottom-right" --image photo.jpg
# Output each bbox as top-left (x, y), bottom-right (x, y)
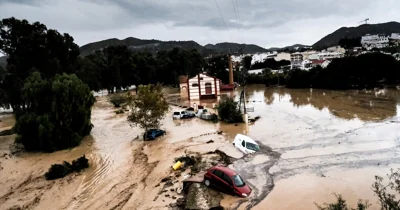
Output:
top-left (173, 111), bottom-right (195, 119)
top-left (233, 134), bottom-right (260, 154)
top-left (203, 166), bottom-right (251, 197)
top-left (143, 129), bottom-right (166, 140)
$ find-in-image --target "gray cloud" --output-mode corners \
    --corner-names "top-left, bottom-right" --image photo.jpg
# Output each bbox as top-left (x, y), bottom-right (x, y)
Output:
top-left (0, 0), bottom-right (399, 47)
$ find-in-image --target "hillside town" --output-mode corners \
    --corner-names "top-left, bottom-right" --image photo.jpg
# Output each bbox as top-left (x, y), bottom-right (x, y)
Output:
top-left (230, 32), bottom-right (400, 74)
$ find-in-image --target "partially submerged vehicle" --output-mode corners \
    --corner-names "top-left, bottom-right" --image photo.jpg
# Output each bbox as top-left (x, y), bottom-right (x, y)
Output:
top-left (173, 111), bottom-right (195, 119)
top-left (203, 166), bottom-right (251, 197)
top-left (143, 129), bottom-right (166, 140)
top-left (233, 134), bottom-right (260, 154)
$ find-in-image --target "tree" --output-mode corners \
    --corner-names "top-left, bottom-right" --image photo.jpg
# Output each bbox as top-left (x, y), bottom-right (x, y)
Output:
top-left (217, 98), bottom-right (243, 123)
top-left (0, 17), bottom-right (80, 117)
top-left (243, 55), bottom-right (253, 70)
top-left (0, 18), bottom-right (95, 152)
top-left (127, 84), bottom-right (169, 131)
top-left (14, 72), bottom-right (95, 152)
top-left (316, 194), bottom-right (370, 210)
top-left (206, 55), bottom-right (229, 83)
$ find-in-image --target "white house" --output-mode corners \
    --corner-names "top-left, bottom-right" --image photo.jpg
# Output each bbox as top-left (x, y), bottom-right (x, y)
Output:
top-left (275, 52), bottom-right (291, 61)
top-left (185, 73), bottom-right (221, 100)
top-left (317, 52), bottom-right (344, 60)
top-left (361, 34), bottom-right (389, 50)
top-left (290, 52), bottom-right (303, 69)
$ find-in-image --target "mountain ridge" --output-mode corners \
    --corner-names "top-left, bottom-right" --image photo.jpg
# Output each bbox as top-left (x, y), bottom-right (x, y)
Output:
top-left (79, 37), bottom-right (270, 56)
top-left (313, 21), bottom-right (400, 48)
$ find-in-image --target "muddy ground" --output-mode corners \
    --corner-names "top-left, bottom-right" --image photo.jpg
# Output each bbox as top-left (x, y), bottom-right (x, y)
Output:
top-left (1, 86), bottom-right (400, 210)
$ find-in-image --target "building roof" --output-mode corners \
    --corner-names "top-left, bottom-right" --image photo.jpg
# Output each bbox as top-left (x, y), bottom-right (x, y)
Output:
top-left (310, 59), bottom-right (326, 64)
top-left (179, 75), bottom-right (188, 84)
top-left (189, 73), bottom-right (222, 81)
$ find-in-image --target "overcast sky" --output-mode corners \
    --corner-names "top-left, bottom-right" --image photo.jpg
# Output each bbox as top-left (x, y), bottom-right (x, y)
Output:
top-left (0, 0), bottom-right (399, 48)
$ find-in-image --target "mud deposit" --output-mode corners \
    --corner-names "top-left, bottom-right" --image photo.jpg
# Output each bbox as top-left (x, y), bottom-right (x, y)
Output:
top-left (0, 87), bottom-right (400, 210)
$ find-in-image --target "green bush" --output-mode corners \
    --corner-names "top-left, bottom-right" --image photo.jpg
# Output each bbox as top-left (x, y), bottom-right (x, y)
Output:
top-left (14, 73), bottom-right (95, 152)
top-left (108, 92), bottom-right (130, 108)
top-left (45, 161), bottom-right (73, 180)
top-left (217, 98), bottom-right (243, 123)
top-left (45, 155), bottom-right (89, 180)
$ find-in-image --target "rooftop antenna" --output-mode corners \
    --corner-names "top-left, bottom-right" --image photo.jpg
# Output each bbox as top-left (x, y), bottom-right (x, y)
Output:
top-left (358, 18), bottom-right (369, 24)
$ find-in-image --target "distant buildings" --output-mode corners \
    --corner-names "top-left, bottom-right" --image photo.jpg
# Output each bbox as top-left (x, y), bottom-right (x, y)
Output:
top-left (361, 34), bottom-right (389, 50)
top-left (290, 52), bottom-right (303, 69)
top-left (361, 33), bottom-right (400, 50)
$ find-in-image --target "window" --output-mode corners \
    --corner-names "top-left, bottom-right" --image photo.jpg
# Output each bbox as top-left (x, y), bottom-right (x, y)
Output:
top-left (246, 142), bottom-right (260, 152)
top-left (241, 140), bottom-right (245, 147)
top-left (212, 169), bottom-right (223, 178)
top-left (192, 83), bottom-right (199, 87)
top-left (222, 173), bottom-right (233, 186)
top-left (232, 175), bottom-right (245, 187)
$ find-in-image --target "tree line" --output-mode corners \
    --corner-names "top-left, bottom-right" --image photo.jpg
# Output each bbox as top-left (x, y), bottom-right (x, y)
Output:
top-left (286, 52), bottom-right (400, 89)
top-left (243, 52), bottom-right (400, 89)
top-left (0, 17), bottom-right (226, 152)
top-left (78, 46), bottom-right (206, 92)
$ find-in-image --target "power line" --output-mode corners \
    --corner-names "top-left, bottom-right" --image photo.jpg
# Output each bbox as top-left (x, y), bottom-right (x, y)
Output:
top-left (214, 0), bottom-right (228, 30)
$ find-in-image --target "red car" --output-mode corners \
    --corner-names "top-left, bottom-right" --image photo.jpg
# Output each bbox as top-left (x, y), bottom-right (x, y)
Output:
top-left (203, 166), bottom-right (251, 197)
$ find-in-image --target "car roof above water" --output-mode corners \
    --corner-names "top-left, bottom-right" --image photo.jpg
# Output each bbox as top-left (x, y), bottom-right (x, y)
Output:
top-left (234, 134), bottom-right (258, 145)
top-left (210, 166), bottom-right (237, 177)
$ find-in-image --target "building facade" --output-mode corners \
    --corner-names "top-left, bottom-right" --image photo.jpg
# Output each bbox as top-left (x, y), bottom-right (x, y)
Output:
top-left (186, 73), bottom-right (221, 100)
top-left (361, 34), bottom-right (389, 50)
top-left (290, 52), bottom-right (303, 69)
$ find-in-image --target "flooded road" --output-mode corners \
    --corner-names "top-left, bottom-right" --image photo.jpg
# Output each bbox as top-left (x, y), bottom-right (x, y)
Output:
top-left (1, 86), bottom-right (400, 210)
top-left (215, 86), bottom-right (400, 210)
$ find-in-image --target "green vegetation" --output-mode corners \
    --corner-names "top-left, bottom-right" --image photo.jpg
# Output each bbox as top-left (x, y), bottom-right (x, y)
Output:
top-left (217, 98), bottom-right (243, 123)
top-left (14, 73), bottom-right (95, 152)
top-left (316, 169), bottom-right (400, 210)
top-left (286, 53), bottom-right (400, 89)
top-left (127, 84), bottom-right (169, 131)
top-left (45, 155), bottom-right (89, 180)
top-left (251, 58), bottom-right (291, 70)
top-left (108, 92), bottom-right (130, 108)
top-left (0, 18), bottom-right (95, 152)
top-left (81, 47), bottom-right (205, 90)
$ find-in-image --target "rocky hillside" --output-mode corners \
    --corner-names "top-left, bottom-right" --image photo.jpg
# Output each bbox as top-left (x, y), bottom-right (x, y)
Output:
top-left (80, 37), bottom-right (268, 56)
top-left (313, 21), bottom-right (400, 48)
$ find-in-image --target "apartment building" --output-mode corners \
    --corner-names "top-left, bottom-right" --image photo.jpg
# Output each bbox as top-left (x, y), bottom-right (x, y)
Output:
top-left (290, 52), bottom-right (303, 69)
top-left (361, 34), bottom-right (389, 50)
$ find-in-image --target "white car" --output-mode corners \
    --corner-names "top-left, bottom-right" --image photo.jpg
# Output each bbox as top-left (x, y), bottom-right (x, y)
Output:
top-left (232, 134), bottom-right (260, 154)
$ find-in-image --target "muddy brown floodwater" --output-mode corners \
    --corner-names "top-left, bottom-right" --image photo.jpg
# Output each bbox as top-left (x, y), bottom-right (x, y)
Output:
top-left (0, 86), bottom-right (400, 210)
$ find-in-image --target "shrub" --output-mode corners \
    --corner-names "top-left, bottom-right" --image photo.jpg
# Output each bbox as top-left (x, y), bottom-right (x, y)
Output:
top-left (45, 161), bottom-right (73, 180)
top-left (71, 155), bottom-right (89, 171)
top-left (316, 194), bottom-right (370, 210)
top-left (108, 92), bottom-right (130, 108)
top-left (44, 155), bottom-right (89, 180)
top-left (217, 98), bottom-right (243, 123)
top-left (14, 73), bottom-right (95, 152)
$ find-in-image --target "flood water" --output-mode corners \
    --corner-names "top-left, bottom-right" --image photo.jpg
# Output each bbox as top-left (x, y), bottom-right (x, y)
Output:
top-left (213, 85), bottom-right (400, 210)
top-left (2, 86), bottom-right (400, 210)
